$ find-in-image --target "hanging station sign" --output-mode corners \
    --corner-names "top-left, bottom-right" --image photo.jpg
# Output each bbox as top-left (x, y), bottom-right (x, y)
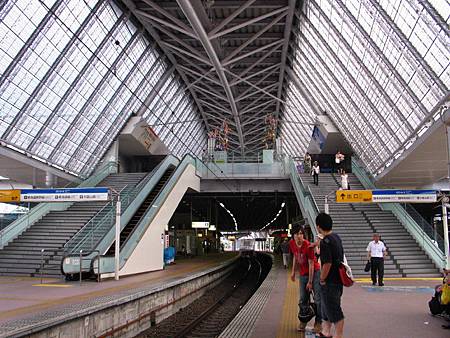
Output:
top-left (192, 221), bottom-right (210, 229)
top-left (371, 190), bottom-right (437, 203)
top-left (336, 189), bottom-right (437, 203)
top-left (20, 187), bottom-right (109, 202)
top-left (0, 190), bottom-right (21, 203)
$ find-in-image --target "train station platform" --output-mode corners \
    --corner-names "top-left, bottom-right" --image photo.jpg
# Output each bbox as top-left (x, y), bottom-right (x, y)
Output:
top-left (221, 257), bottom-right (448, 338)
top-left (0, 252), bottom-right (237, 337)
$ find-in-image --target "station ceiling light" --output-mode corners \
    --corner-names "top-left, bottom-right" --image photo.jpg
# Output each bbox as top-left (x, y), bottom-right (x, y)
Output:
top-left (218, 201), bottom-right (238, 231)
top-left (260, 202), bottom-right (286, 231)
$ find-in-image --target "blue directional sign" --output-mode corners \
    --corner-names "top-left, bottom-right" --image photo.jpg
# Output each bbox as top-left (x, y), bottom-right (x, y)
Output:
top-left (20, 187), bottom-right (109, 202)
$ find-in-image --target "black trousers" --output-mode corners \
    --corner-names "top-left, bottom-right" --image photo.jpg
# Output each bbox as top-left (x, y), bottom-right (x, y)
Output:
top-left (313, 173), bottom-right (319, 185)
top-left (370, 257), bottom-right (384, 285)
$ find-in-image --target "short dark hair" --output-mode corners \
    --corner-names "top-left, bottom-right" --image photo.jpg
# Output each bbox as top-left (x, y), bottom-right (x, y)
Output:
top-left (291, 225), bottom-right (305, 237)
top-left (316, 213), bottom-right (332, 231)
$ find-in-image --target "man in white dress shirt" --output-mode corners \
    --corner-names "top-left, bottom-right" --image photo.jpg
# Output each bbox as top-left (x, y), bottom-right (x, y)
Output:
top-left (366, 233), bottom-right (387, 286)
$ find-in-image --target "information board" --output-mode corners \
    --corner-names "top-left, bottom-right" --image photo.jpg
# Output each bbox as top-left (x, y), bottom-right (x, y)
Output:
top-left (20, 187), bottom-right (109, 202)
top-left (371, 190), bottom-right (437, 203)
top-left (0, 190), bottom-right (21, 203)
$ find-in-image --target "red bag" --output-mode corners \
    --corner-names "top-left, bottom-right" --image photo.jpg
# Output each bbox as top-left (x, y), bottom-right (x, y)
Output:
top-left (338, 256), bottom-right (354, 287)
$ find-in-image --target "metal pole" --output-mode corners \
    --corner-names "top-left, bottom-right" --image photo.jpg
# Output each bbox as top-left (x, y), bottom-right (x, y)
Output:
top-left (325, 195), bottom-right (329, 214)
top-left (40, 249), bottom-right (44, 284)
top-left (115, 196), bottom-right (121, 281)
top-left (442, 198), bottom-right (450, 270)
top-left (97, 251), bottom-right (101, 283)
top-left (79, 250), bottom-right (83, 286)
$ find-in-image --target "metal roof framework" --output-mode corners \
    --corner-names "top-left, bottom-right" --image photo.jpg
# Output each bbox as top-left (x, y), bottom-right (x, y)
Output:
top-left (128, 0), bottom-right (299, 155)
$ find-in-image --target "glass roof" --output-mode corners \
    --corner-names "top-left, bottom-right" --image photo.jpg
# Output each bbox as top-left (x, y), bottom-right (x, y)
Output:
top-left (0, 0), bottom-right (447, 178)
top-left (281, 0), bottom-right (449, 175)
top-left (0, 0), bottom-right (206, 177)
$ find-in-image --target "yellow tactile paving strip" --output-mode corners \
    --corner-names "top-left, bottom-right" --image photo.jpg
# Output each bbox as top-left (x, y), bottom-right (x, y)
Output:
top-left (277, 270), bottom-right (300, 338)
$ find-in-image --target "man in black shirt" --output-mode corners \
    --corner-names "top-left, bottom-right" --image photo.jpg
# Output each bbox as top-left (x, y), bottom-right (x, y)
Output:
top-left (317, 213), bottom-right (345, 338)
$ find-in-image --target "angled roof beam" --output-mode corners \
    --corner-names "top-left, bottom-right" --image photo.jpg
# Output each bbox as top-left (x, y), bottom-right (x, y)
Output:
top-left (178, 65), bottom-right (222, 87)
top-left (146, 19), bottom-right (210, 62)
top-left (241, 94), bottom-right (277, 112)
top-left (208, 6), bottom-right (289, 39)
top-left (226, 69), bottom-right (286, 105)
top-left (135, 9), bottom-right (196, 39)
top-left (242, 118), bottom-right (263, 127)
top-left (197, 99), bottom-right (232, 115)
top-left (237, 83), bottom-right (278, 102)
top-left (192, 83), bottom-right (229, 103)
top-left (241, 100), bottom-right (276, 115)
top-left (223, 39), bottom-right (284, 67)
top-left (230, 63), bottom-right (280, 86)
top-left (140, 0), bottom-right (196, 36)
top-left (208, 0), bottom-right (257, 37)
top-left (236, 68), bottom-right (280, 99)
top-left (160, 41), bottom-right (212, 65)
top-left (274, 0), bottom-right (296, 130)
top-left (196, 96), bottom-right (230, 113)
top-left (177, 0), bottom-right (245, 154)
top-left (222, 11), bottom-right (287, 64)
top-left (237, 43), bottom-right (283, 78)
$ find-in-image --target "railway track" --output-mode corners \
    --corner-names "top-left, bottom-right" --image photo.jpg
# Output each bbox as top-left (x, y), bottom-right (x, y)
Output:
top-left (137, 253), bottom-right (271, 338)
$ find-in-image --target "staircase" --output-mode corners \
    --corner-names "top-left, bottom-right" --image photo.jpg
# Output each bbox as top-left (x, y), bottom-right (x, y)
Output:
top-left (300, 173), bottom-right (440, 277)
top-left (0, 173), bottom-right (147, 277)
top-left (106, 167), bottom-right (175, 256)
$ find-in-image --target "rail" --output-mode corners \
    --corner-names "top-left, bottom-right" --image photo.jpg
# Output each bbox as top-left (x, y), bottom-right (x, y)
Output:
top-left (61, 155), bottom-right (180, 276)
top-left (0, 161), bottom-right (117, 249)
top-left (94, 154), bottom-right (196, 275)
top-left (63, 158), bottom-right (169, 256)
top-left (351, 157), bottom-right (445, 269)
top-left (288, 158), bottom-right (318, 237)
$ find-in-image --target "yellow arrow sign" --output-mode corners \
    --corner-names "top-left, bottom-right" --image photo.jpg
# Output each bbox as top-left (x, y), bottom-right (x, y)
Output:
top-left (336, 190), bottom-right (372, 203)
top-left (0, 190), bottom-right (21, 203)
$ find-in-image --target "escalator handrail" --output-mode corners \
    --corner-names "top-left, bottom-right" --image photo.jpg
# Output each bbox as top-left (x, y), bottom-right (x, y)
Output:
top-left (117, 154), bottom-right (196, 261)
top-left (65, 157), bottom-right (176, 255)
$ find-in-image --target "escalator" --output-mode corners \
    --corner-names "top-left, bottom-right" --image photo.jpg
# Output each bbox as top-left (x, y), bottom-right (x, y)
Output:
top-left (106, 166), bottom-right (175, 256)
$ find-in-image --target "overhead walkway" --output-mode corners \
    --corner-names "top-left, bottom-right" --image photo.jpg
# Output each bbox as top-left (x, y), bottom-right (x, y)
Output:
top-left (0, 163), bottom-right (147, 277)
top-left (299, 172), bottom-right (441, 277)
top-left (62, 155), bottom-right (200, 279)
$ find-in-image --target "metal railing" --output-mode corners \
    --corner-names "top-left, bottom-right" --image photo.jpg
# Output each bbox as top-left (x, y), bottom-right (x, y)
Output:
top-left (351, 156), bottom-right (445, 269)
top-left (63, 166), bottom-right (159, 255)
top-left (399, 203), bottom-right (444, 251)
top-left (288, 158), bottom-right (318, 237)
top-left (0, 161), bottom-right (117, 249)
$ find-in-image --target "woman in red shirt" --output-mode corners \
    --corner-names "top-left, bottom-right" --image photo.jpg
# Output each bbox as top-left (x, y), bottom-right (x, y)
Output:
top-left (290, 226), bottom-right (322, 333)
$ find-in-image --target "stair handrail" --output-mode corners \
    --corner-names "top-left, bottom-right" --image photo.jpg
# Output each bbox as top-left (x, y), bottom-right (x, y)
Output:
top-left (288, 158), bottom-right (318, 237)
top-left (351, 157), bottom-right (445, 269)
top-left (115, 154), bottom-right (196, 257)
top-left (307, 185), bottom-right (321, 215)
top-left (61, 156), bottom-right (180, 275)
top-left (63, 160), bottom-right (167, 255)
top-left (0, 161), bottom-right (117, 250)
top-left (63, 185), bottom-right (129, 254)
top-left (399, 203), bottom-right (444, 251)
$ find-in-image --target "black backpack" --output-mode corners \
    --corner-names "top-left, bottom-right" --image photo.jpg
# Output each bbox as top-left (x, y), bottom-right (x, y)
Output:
top-left (298, 291), bottom-right (317, 323)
